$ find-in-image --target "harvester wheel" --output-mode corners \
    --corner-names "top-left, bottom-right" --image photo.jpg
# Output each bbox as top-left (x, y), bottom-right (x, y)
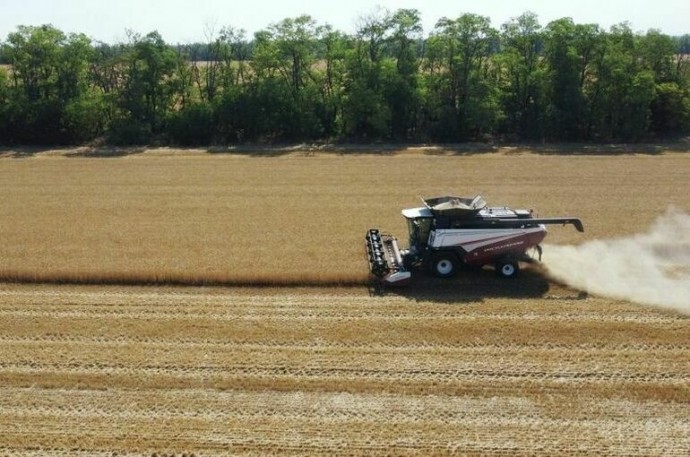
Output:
top-left (433, 254), bottom-right (457, 278)
top-left (496, 261), bottom-right (519, 279)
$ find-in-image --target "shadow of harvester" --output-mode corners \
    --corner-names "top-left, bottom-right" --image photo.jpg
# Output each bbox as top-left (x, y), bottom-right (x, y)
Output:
top-left (370, 264), bottom-right (586, 304)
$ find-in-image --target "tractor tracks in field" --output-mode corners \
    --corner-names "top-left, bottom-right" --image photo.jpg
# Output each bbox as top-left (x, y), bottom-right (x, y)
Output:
top-left (1, 290), bottom-right (687, 390)
top-left (0, 333), bottom-right (688, 351)
top-left (1, 306), bottom-right (684, 324)
top-left (1, 386), bottom-right (689, 456)
top-left (0, 285), bottom-right (689, 456)
top-left (2, 386), bottom-right (687, 424)
top-left (1, 361), bottom-right (687, 386)
top-left (0, 289), bottom-right (685, 324)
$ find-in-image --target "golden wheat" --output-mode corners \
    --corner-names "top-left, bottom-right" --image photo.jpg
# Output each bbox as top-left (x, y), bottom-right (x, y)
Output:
top-left (1, 147), bottom-right (688, 285)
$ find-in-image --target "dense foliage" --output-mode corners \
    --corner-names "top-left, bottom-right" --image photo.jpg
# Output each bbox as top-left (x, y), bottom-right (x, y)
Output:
top-left (1, 11), bottom-right (689, 145)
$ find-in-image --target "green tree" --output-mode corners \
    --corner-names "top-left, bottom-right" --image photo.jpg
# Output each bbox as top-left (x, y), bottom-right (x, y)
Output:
top-left (320, 28), bottom-right (349, 137)
top-left (342, 8), bottom-right (393, 139)
top-left (589, 24), bottom-right (657, 140)
top-left (639, 30), bottom-right (677, 83)
top-left (638, 30), bottom-right (690, 136)
top-left (386, 9), bottom-right (422, 140)
top-left (0, 67), bottom-right (7, 102)
top-left (110, 31), bottom-right (178, 143)
top-left (497, 12), bottom-right (546, 139)
top-left (1, 14), bottom-right (688, 145)
top-left (425, 13), bottom-right (500, 141)
top-left (0, 66), bottom-right (9, 142)
top-left (2, 25), bottom-right (100, 143)
top-left (248, 15), bottom-right (326, 140)
top-left (650, 81), bottom-right (690, 135)
top-left (542, 18), bottom-right (587, 140)
top-left (192, 25), bottom-right (251, 104)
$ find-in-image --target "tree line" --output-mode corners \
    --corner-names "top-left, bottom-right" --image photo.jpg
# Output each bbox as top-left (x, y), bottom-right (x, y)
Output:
top-left (1, 10), bottom-right (689, 146)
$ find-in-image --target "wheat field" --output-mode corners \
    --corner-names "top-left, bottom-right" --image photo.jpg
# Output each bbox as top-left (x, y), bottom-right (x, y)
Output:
top-left (1, 146), bottom-right (688, 285)
top-left (0, 146), bottom-right (689, 455)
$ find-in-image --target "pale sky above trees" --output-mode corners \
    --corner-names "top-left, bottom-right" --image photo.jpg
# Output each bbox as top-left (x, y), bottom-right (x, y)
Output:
top-left (1, 0), bottom-right (688, 43)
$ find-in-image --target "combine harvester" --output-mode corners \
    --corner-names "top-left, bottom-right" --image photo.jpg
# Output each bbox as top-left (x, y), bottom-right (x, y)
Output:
top-left (366, 195), bottom-right (584, 286)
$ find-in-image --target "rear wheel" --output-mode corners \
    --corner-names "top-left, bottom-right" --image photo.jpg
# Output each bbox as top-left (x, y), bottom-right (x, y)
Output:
top-left (433, 254), bottom-right (457, 278)
top-left (496, 260), bottom-right (519, 278)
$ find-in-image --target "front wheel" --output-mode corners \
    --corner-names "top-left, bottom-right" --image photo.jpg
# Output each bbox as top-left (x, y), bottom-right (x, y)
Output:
top-left (496, 261), bottom-right (519, 279)
top-left (433, 254), bottom-right (457, 278)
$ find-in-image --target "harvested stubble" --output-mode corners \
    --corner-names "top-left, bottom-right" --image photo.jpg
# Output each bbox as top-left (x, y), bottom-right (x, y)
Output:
top-left (0, 148), bottom-right (688, 286)
top-left (0, 284), bottom-right (688, 456)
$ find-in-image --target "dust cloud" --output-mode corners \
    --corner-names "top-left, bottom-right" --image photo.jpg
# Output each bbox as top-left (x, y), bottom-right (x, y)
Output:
top-left (544, 208), bottom-right (690, 314)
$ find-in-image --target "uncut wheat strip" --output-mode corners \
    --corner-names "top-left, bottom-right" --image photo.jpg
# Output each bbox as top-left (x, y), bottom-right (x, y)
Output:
top-left (0, 289), bottom-right (371, 302)
top-left (1, 153), bottom-right (688, 284)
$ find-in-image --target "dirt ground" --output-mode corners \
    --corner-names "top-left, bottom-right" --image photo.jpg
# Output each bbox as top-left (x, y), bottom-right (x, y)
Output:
top-left (0, 147), bottom-right (688, 455)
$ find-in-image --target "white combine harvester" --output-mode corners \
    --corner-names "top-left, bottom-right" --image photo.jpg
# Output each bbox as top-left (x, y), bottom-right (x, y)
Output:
top-left (365, 195), bottom-right (584, 285)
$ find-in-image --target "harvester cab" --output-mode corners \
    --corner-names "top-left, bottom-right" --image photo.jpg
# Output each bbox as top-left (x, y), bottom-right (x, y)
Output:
top-left (403, 208), bottom-right (433, 253)
top-left (366, 195), bottom-right (583, 286)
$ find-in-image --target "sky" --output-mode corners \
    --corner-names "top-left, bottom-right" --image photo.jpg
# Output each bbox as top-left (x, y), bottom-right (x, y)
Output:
top-left (1, 0), bottom-right (689, 43)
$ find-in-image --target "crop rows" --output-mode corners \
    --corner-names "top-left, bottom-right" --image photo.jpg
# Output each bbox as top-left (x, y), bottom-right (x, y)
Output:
top-left (0, 284), bottom-right (688, 456)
